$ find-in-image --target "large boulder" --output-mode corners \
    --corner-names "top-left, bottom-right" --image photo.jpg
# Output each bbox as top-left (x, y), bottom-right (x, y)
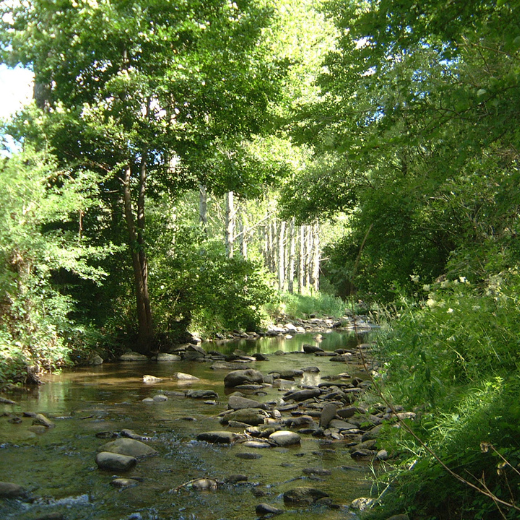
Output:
top-left (224, 369), bottom-right (264, 388)
top-left (98, 438), bottom-right (158, 458)
top-left (95, 452), bottom-right (137, 472)
top-left (302, 344), bottom-right (323, 354)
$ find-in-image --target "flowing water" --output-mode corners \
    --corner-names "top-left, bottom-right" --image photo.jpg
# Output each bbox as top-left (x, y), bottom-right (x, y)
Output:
top-left (0, 332), bottom-right (375, 520)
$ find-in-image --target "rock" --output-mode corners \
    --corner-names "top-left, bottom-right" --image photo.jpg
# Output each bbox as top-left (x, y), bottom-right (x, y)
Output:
top-left (191, 478), bottom-right (218, 491)
top-left (142, 397), bottom-right (154, 403)
top-left (172, 372), bottom-right (200, 381)
top-left (361, 424), bottom-right (383, 442)
top-left (88, 354), bottom-right (104, 365)
top-left (283, 487), bottom-right (329, 505)
top-left (386, 515), bottom-right (410, 520)
top-left (186, 389), bottom-right (218, 399)
top-left (337, 407), bottom-right (366, 419)
top-left (0, 482), bottom-right (27, 498)
top-left (28, 425), bottom-right (47, 434)
top-left (33, 513), bottom-right (66, 520)
top-left (224, 369), bottom-right (264, 388)
top-left (96, 452), bottom-right (137, 472)
top-left (242, 440), bottom-right (272, 448)
top-left (120, 429), bottom-right (150, 441)
top-left (197, 431), bottom-right (238, 444)
top-left (283, 416), bottom-right (314, 428)
top-left (120, 352), bottom-right (148, 361)
top-left (283, 388), bottom-right (321, 401)
top-left (99, 438), bottom-right (158, 458)
top-left (329, 419), bottom-right (357, 430)
top-left (320, 403), bottom-right (337, 428)
top-left (156, 353), bottom-right (182, 362)
top-left (269, 431), bottom-right (301, 447)
top-left (224, 474), bottom-right (248, 484)
top-left (0, 397), bottom-right (17, 405)
top-left (143, 375), bottom-right (163, 383)
top-left (351, 497), bottom-right (376, 511)
top-left (211, 362), bottom-right (251, 370)
top-left (228, 395), bottom-right (268, 410)
top-left (236, 452), bottom-right (262, 459)
top-left (110, 478), bottom-right (140, 488)
top-left (253, 353), bottom-right (269, 361)
top-left (256, 503), bottom-right (284, 516)
top-left (221, 408), bottom-right (266, 426)
top-left (301, 366), bottom-right (320, 373)
top-left (302, 344), bottom-right (323, 354)
top-left (270, 369), bottom-right (303, 379)
top-left (153, 394), bottom-right (168, 402)
top-left (32, 413), bottom-right (54, 428)
top-left (376, 449), bottom-right (389, 460)
top-left (302, 468), bottom-right (332, 476)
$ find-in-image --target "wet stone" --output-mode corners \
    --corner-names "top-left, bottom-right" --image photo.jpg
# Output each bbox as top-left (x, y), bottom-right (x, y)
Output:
top-left (235, 452), bottom-right (263, 459)
top-left (111, 478), bottom-right (140, 488)
top-left (99, 438), bottom-right (158, 458)
top-left (196, 431), bottom-right (237, 444)
top-left (256, 503), bottom-right (284, 516)
top-left (0, 482), bottom-right (27, 498)
top-left (96, 452), bottom-right (137, 472)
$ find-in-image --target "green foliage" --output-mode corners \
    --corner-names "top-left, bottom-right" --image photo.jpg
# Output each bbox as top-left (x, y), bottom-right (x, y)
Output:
top-left (0, 148), bottom-right (110, 384)
top-left (370, 270), bottom-right (520, 519)
top-left (266, 291), bottom-right (346, 320)
top-left (152, 224), bottom-right (275, 339)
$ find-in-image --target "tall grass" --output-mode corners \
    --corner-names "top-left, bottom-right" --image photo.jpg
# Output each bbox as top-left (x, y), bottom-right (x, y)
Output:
top-left (264, 291), bottom-right (348, 320)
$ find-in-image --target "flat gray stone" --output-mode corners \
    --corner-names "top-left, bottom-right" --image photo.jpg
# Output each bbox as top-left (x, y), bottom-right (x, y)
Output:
top-left (99, 438), bottom-right (157, 458)
top-left (269, 431), bottom-right (301, 447)
top-left (96, 451), bottom-right (137, 472)
top-left (196, 431), bottom-right (237, 444)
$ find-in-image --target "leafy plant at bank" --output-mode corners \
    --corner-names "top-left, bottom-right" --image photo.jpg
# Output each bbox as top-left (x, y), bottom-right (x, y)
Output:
top-left (0, 148), bottom-right (110, 384)
top-left (369, 270), bottom-right (520, 519)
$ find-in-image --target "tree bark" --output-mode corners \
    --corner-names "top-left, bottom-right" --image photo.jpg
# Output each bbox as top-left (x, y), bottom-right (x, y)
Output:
top-left (225, 191), bottom-right (235, 258)
top-left (277, 220), bottom-right (286, 292)
top-left (123, 160), bottom-right (153, 351)
top-left (298, 225), bottom-right (305, 293)
top-left (288, 218), bottom-right (296, 294)
top-left (312, 221), bottom-right (320, 292)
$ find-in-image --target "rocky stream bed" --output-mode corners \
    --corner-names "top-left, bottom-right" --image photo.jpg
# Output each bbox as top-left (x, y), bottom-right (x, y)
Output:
top-left (0, 317), bottom-right (411, 520)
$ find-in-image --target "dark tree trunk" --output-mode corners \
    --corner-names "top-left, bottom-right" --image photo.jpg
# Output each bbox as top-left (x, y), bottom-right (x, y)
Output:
top-left (123, 160), bottom-right (153, 352)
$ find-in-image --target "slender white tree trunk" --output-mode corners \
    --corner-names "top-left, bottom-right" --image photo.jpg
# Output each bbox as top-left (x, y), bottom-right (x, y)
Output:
top-left (225, 191), bottom-right (235, 258)
top-left (312, 221), bottom-right (320, 292)
top-left (288, 218), bottom-right (296, 294)
top-left (277, 220), bottom-right (286, 291)
top-left (298, 225), bottom-right (305, 293)
top-left (199, 184), bottom-right (208, 233)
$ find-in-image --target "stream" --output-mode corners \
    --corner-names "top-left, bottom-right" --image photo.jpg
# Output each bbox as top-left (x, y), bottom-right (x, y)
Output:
top-left (0, 331), bottom-right (376, 520)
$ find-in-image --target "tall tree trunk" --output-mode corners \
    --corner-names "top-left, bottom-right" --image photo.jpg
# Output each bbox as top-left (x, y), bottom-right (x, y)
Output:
top-left (288, 218), bottom-right (296, 294)
top-left (199, 184), bottom-right (208, 233)
top-left (267, 219), bottom-right (274, 272)
top-left (298, 225), bottom-right (305, 293)
top-left (312, 221), bottom-right (320, 292)
top-left (225, 191), bottom-right (235, 258)
top-left (123, 159), bottom-right (153, 351)
top-left (305, 225), bottom-right (312, 290)
top-left (277, 220), bottom-right (286, 291)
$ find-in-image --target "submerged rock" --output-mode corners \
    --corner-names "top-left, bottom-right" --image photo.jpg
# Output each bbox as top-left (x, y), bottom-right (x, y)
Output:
top-left (110, 478), bottom-right (140, 488)
top-left (228, 395), bottom-right (268, 411)
top-left (172, 372), bottom-right (199, 381)
top-left (283, 487), bottom-right (329, 505)
top-left (156, 353), bottom-right (181, 362)
top-left (186, 389), bottom-right (218, 399)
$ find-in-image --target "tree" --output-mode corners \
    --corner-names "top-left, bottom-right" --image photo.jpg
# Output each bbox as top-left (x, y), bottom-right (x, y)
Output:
top-left (1, 0), bottom-right (288, 352)
top-left (0, 147), bottom-right (109, 382)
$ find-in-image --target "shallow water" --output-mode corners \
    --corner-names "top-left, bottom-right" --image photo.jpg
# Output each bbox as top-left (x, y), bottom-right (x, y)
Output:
top-left (0, 332), bottom-right (375, 520)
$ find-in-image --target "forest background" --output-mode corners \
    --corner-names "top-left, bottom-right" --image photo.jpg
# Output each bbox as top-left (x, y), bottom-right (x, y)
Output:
top-left (1, 0), bottom-right (520, 518)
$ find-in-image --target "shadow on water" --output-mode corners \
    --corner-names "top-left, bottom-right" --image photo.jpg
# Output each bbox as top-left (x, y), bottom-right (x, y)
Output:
top-left (0, 331), bottom-right (376, 520)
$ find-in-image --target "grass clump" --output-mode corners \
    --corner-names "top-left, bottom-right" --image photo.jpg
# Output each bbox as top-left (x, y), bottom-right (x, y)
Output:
top-left (265, 291), bottom-right (348, 320)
